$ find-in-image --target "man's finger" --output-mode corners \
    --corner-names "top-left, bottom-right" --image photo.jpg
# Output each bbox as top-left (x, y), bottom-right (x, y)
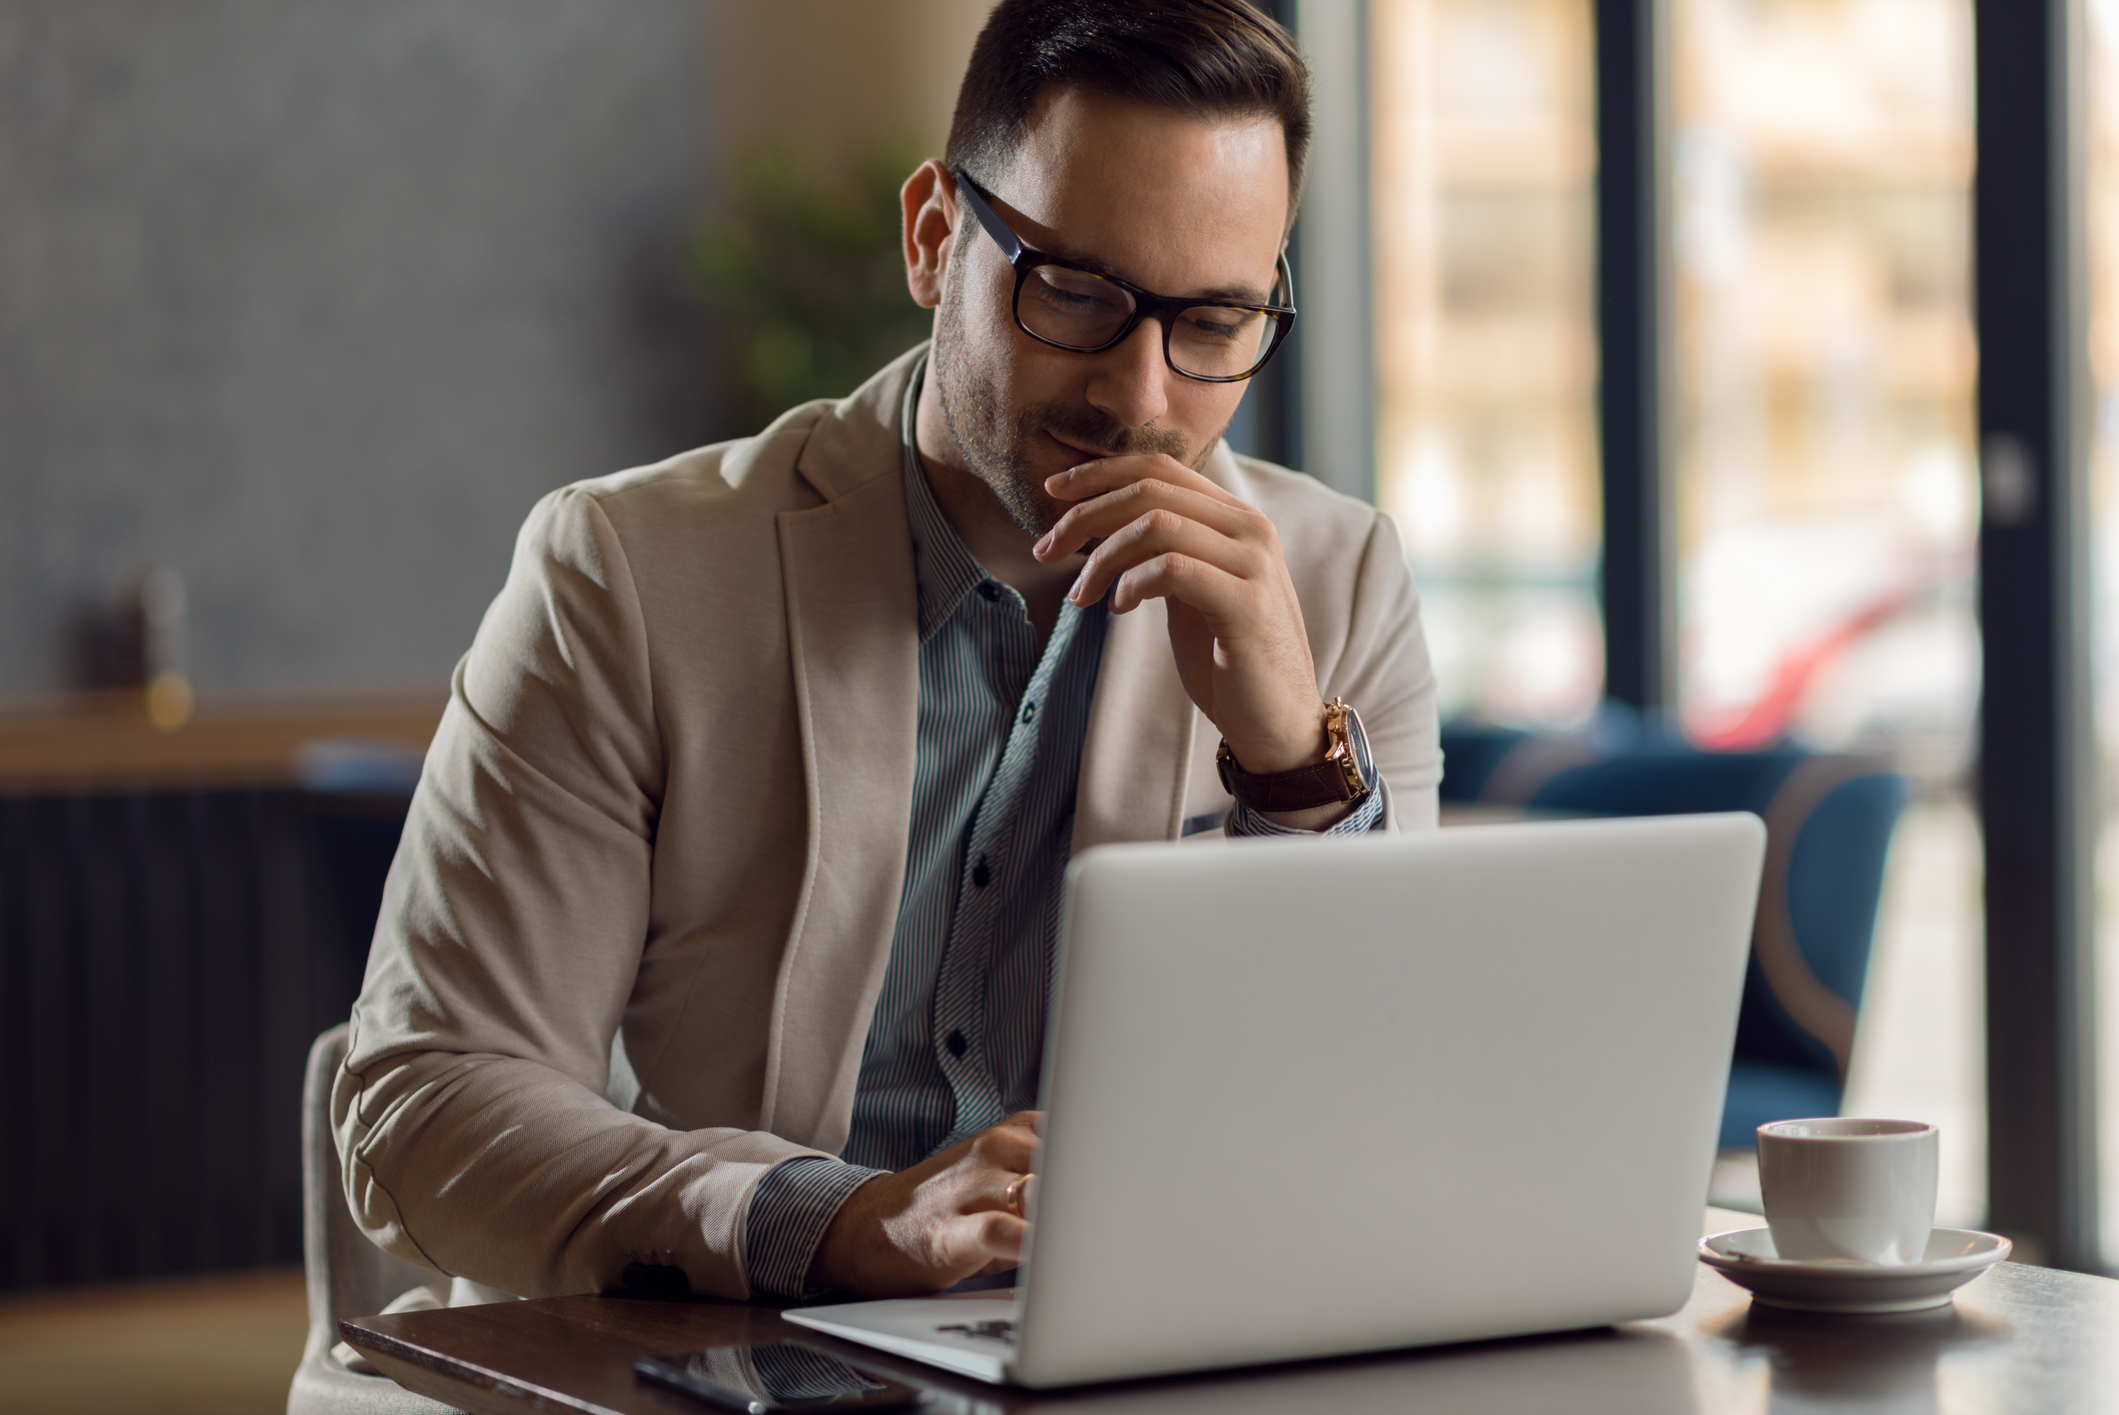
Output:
top-left (1045, 452), bottom-right (1237, 508)
top-left (1104, 551), bottom-right (1254, 619)
top-left (937, 1210), bottom-right (1026, 1271)
top-left (1035, 478), bottom-right (1255, 563)
top-left (968, 1122), bottom-right (1037, 1175)
top-left (1070, 515), bottom-right (1258, 613)
top-left (994, 1162), bottom-right (1044, 1213)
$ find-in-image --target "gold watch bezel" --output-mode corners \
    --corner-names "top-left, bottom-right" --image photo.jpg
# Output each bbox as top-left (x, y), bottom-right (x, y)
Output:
top-left (1322, 698), bottom-right (1368, 796)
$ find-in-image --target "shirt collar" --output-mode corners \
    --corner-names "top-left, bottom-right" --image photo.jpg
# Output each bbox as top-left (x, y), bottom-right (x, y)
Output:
top-left (901, 356), bottom-right (1000, 641)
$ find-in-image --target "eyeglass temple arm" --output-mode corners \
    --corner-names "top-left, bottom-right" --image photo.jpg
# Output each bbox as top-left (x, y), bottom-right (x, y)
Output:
top-left (956, 163), bottom-right (1295, 327)
top-left (950, 167), bottom-right (1026, 265)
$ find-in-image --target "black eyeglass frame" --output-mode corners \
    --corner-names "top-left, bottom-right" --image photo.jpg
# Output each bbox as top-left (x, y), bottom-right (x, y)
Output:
top-left (949, 166), bottom-right (1297, 384)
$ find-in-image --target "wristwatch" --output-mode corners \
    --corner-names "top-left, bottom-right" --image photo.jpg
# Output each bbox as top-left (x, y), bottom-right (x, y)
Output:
top-left (1215, 698), bottom-right (1376, 813)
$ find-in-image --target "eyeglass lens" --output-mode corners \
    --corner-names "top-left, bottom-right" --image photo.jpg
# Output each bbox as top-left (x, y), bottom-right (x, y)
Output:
top-left (1019, 264), bottom-right (1276, 379)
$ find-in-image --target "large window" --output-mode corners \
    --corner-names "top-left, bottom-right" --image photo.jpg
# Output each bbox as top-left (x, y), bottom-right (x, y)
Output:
top-left (1371, 0), bottom-right (1602, 728)
top-left (1372, 0), bottom-right (1985, 1220)
top-left (1673, 0), bottom-right (1978, 764)
top-left (1671, 0), bottom-right (1982, 1221)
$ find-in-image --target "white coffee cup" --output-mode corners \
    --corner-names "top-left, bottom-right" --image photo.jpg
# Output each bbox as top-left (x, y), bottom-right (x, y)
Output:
top-left (1756, 1118), bottom-right (1939, 1265)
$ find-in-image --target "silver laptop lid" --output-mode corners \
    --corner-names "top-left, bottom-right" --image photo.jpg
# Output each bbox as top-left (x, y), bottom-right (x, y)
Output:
top-left (1013, 813), bottom-right (1765, 1387)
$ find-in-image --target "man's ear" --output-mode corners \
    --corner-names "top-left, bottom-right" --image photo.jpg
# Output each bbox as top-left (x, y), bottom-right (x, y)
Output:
top-left (901, 159), bottom-right (957, 311)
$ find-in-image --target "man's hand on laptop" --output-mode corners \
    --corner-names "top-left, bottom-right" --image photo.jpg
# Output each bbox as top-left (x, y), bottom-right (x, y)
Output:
top-left (808, 1111), bottom-right (1039, 1297)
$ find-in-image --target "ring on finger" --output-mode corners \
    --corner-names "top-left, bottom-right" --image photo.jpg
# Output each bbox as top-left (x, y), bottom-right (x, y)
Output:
top-left (1004, 1173), bottom-right (1031, 1217)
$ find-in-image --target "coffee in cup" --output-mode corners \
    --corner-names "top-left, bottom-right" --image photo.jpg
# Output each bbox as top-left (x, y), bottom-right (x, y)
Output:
top-left (1756, 1118), bottom-right (1938, 1265)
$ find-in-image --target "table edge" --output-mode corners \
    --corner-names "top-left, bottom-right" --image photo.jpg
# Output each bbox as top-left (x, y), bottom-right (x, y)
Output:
top-left (341, 1316), bottom-right (603, 1415)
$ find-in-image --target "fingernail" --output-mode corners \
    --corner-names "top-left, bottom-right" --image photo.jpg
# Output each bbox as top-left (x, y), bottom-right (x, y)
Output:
top-left (1069, 570), bottom-right (1087, 602)
top-left (1033, 531), bottom-right (1052, 556)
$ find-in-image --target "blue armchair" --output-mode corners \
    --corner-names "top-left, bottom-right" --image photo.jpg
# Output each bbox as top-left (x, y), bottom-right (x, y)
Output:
top-left (1440, 720), bottom-right (1907, 1149)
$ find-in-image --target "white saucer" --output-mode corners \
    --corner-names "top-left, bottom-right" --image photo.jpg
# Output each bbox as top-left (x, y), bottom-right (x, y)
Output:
top-left (1698, 1227), bottom-right (2011, 1314)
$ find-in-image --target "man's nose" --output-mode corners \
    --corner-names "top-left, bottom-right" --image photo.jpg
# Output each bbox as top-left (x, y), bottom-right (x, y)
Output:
top-left (1084, 317), bottom-right (1171, 433)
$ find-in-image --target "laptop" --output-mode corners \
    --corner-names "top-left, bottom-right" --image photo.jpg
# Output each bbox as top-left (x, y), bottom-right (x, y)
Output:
top-left (786, 813), bottom-right (1766, 1388)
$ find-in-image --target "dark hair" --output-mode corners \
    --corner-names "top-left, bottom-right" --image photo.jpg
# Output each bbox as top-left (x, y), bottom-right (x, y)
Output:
top-left (945, 0), bottom-right (1311, 221)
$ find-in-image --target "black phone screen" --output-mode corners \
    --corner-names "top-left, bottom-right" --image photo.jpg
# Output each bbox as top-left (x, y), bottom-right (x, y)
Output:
top-left (634, 1342), bottom-right (929, 1413)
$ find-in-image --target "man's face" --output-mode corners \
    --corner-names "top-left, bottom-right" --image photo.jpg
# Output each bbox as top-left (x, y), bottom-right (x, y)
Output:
top-left (928, 89), bottom-right (1291, 538)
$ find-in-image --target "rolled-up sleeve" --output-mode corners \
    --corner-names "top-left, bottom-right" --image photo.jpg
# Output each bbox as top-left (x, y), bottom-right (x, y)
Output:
top-left (1225, 786), bottom-right (1386, 838)
top-left (742, 1159), bottom-right (886, 1298)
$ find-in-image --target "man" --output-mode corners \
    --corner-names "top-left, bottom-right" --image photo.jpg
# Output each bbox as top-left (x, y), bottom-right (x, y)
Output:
top-left (336, 0), bottom-right (1439, 1306)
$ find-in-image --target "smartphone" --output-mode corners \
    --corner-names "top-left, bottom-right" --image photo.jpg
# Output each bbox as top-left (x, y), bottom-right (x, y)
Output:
top-left (634, 1342), bottom-right (931, 1414)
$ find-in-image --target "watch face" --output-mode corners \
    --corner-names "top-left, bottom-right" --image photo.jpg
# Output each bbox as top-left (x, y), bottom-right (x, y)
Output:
top-left (1340, 701), bottom-right (1375, 789)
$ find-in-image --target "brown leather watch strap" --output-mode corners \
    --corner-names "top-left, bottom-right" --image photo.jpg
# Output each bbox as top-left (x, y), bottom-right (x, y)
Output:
top-left (1215, 745), bottom-right (1360, 812)
top-left (1216, 700), bottom-right (1374, 813)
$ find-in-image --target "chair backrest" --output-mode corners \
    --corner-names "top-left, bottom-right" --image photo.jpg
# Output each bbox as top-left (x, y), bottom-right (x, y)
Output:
top-left (1439, 721), bottom-right (1610, 805)
top-left (1440, 722), bottom-right (1908, 1108)
top-left (1525, 747), bottom-right (1906, 1096)
top-left (1437, 722), bottom-right (1537, 803)
top-left (303, 1024), bottom-right (436, 1341)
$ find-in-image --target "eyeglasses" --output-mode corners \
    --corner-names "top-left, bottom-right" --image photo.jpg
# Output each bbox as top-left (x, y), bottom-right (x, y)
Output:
top-left (950, 166), bottom-right (1297, 384)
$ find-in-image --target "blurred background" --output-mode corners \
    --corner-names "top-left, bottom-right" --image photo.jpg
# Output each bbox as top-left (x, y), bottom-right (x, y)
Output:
top-left (0, 3), bottom-right (986, 1407)
top-left (2, 0), bottom-right (2116, 1409)
top-left (1376, 0), bottom-right (1987, 1237)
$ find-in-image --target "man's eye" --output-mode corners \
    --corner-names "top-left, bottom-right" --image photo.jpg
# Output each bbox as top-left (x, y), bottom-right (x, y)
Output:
top-left (1031, 268), bottom-right (1126, 314)
top-left (1180, 309), bottom-right (1253, 342)
top-left (1039, 286), bottom-right (1114, 313)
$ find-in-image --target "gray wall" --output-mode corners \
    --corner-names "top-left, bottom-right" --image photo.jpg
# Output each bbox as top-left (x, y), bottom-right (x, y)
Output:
top-left (0, 0), bottom-right (721, 695)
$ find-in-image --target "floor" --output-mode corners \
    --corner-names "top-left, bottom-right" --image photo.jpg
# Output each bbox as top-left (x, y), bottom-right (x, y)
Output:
top-left (0, 1266), bottom-right (307, 1415)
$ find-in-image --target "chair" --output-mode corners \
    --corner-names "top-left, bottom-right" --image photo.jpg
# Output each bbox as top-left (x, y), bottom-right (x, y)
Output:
top-left (289, 1024), bottom-right (461, 1415)
top-left (1440, 721), bottom-right (1908, 1149)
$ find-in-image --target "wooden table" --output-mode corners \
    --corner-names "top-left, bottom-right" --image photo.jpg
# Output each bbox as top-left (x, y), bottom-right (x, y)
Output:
top-left (341, 1219), bottom-right (2119, 1415)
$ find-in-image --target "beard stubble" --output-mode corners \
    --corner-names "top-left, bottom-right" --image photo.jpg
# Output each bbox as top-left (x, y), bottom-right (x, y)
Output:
top-left (930, 271), bottom-right (1202, 539)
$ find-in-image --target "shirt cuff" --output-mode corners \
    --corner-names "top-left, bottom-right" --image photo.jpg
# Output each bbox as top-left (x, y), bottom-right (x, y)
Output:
top-left (742, 1156), bottom-right (885, 1299)
top-left (1226, 780), bottom-right (1387, 838)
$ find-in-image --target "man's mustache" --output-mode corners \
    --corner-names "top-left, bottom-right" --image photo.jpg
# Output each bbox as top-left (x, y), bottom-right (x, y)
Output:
top-left (1017, 404), bottom-right (1189, 463)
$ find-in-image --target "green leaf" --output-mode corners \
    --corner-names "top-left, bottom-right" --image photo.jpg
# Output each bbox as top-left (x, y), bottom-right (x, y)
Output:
top-left (691, 139), bottom-right (938, 429)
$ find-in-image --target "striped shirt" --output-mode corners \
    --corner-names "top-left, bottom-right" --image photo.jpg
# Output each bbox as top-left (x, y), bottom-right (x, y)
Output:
top-left (741, 361), bottom-right (1384, 1296)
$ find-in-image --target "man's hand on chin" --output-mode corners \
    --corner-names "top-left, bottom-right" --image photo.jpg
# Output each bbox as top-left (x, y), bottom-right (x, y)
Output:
top-left (806, 1112), bottom-right (1039, 1298)
top-left (1033, 453), bottom-right (1346, 830)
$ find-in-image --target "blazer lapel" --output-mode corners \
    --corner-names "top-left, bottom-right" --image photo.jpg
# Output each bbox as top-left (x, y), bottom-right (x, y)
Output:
top-left (763, 470), bottom-right (919, 1148)
top-left (1072, 598), bottom-right (1198, 852)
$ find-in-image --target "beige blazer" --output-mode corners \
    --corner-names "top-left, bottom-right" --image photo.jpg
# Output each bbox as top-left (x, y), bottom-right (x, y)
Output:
top-left (335, 346), bottom-right (1441, 1301)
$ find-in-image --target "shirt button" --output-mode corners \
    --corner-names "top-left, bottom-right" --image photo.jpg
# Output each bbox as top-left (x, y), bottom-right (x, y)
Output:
top-left (1021, 700), bottom-right (1038, 724)
top-left (946, 1029), bottom-right (968, 1058)
top-left (972, 856), bottom-right (991, 888)
top-left (977, 582), bottom-right (999, 602)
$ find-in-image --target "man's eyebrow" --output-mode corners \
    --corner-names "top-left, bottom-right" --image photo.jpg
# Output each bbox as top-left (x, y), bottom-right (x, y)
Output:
top-left (1038, 239), bottom-right (1275, 307)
